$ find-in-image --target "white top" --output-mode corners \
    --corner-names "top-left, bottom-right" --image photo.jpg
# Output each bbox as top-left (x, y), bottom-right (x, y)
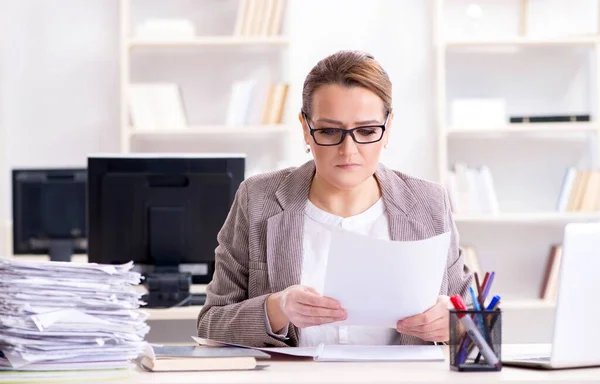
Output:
top-left (297, 198), bottom-right (398, 347)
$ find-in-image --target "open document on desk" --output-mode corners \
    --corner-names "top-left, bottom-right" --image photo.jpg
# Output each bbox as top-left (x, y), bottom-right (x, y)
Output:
top-left (193, 337), bottom-right (445, 362)
top-left (0, 259), bottom-right (149, 382)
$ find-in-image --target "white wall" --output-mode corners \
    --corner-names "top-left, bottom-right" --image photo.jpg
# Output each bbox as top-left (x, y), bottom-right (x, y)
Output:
top-left (0, 0), bottom-right (437, 255)
top-left (0, 0), bottom-right (120, 255)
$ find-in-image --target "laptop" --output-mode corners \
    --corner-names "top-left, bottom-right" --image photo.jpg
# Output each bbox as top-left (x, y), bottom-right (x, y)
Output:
top-left (502, 222), bottom-right (600, 369)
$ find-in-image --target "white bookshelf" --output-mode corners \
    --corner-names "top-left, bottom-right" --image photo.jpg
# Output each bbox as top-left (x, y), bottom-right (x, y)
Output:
top-left (501, 299), bottom-right (556, 310)
top-left (453, 211), bottom-right (600, 224)
top-left (128, 124), bottom-right (290, 136)
top-left (119, 0), bottom-right (293, 174)
top-left (434, 0), bottom-right (600, 342)
top-left (128, 36), bottom-right (289, 48)
top-left (447, 122), bottom-right (600, 136)
top-left (445, 36), bottom-right (599, 48)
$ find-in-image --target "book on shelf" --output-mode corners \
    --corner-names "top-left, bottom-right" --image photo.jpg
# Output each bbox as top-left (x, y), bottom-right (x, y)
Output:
top-left (261, 82), bottom-right (289, 124)
top-left (461, 245), bottom-right (482, 277)
top-left (134, 19), bottom-right (196, 40)
top-left (447, 163), bottom-right (499, 215)
top-left (509, 114), bottom-right (591, 123)
top-left (540, 244), bottom-right (563, 301)
top-left (234, 0), bottom-right (286, 37)
top-left (556, 167), bottom-right (600, 212)
top-left (226, 81), bottom-right (289, 126)
top-left (128, 83), bottom-right (188, 131)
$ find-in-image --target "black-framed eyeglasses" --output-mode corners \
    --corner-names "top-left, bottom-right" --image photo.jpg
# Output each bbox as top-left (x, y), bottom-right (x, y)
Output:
top-left (303, 113), bottom-right (389, 146)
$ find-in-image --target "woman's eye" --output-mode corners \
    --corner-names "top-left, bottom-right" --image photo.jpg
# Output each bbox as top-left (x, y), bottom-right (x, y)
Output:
top-left (356, 128), bottom-right (377, 136)
top-left (318, 129), bottom-right (340, 136)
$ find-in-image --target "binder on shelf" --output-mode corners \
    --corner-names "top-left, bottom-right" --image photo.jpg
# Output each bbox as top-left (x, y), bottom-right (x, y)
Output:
top-left (509, 114), bottom-right (591, 123)
top-left (447, 163), bottom-right (499, 216)
top-left (128, 83), bottom-right (188, 131)
top-left (226, 80), bottom-right (258, 126)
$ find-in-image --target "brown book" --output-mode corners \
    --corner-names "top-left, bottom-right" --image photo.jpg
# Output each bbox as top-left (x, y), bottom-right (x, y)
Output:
top-left (566, 171), bottom-right (583, 211)
top-left (274, 83), bottom-right (289, 124)
top-left (540, 244), bottom-right (562, 301)
top-left (260, 83), bottom-right (276, 124)
top-left (573, 171), bottom-right (591, 211)
top-left (581, 171), bottom-right (600, 212)
top-left (137, 345), bottom-right (269, 372)
top-left (268, 0), bottom-right (286, 36)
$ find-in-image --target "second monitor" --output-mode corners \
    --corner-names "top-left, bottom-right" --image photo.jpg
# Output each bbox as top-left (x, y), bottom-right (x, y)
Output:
top-left (87, 154), bottom-right (245, 307)
top-left (12, 168), bottom-right (87, 262)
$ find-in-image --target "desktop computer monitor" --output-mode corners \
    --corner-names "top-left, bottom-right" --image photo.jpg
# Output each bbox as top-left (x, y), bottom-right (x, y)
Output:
top-left (87, 154), bottom-right (245, 307)
top-left (12, 168), bottom-right (87, 262)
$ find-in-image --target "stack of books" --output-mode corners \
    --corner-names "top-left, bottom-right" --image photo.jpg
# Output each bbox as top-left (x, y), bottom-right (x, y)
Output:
top-left (226, 81), bottom-right (289, 126)
top-left (447, 163), bottom-right (500, 215)
top-left (0, 259), bottom-right (149, 382)
top-left (233, 0), bottom-right (287, 37)
top-left (556, 167), bottom-right (600, 212)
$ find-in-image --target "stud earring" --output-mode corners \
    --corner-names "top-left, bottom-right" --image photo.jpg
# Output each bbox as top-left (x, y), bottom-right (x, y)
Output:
top-left (305, 145), bottom-right (311, 154)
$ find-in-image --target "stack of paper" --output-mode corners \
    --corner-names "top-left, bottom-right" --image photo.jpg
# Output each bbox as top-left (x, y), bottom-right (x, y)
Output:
top-left (0, 259), bottom-right (149, 380)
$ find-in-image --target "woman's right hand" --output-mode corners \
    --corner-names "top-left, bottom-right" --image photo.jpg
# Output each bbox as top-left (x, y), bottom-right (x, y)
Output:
top-left (266, 285), bottom-right (347, 331)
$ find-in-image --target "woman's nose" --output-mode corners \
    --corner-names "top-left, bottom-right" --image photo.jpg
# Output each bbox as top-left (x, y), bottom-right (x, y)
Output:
top-left (338, 132), bottom-right (358, 156)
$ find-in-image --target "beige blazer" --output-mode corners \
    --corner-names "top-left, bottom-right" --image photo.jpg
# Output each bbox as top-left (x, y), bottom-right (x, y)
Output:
top-left (197, 160), bottom-right (472, 347)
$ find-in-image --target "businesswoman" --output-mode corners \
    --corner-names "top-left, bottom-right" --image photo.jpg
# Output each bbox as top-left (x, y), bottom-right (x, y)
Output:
top-left (198, 50), bottom-right (472, 347)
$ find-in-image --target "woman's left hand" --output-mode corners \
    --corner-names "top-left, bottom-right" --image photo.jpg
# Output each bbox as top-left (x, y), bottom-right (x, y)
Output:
top-left (395, 295), bottom-right (451, 342)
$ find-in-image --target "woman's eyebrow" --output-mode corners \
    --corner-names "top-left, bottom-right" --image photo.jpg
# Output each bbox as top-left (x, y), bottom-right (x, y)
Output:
top-left (314, 118), bottom-right (381, 125)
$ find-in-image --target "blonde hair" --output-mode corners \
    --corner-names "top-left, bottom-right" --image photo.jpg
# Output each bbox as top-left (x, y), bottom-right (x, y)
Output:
top-left (301, 50), bottom-right (392, 118)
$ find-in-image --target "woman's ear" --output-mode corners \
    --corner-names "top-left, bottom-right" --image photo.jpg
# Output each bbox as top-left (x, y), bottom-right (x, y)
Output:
top-left (383, 109), bottom-right (393, 147)
top-left (299, 112), bottom-right (311, 144)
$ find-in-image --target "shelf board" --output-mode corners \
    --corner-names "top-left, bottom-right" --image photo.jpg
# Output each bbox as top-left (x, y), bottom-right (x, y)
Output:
top-left (128, 36), bottom-right (289, 48)
top-left (445, 36), bottom-right (598, 48)
top-left (454, 212), bottom-right (600, 224)
top-left (129, 125), bottom-right (292, 136)
top-left (447, 122), bottom-right (599, 136)
top-left (501, 299), bottom-right (556, 310)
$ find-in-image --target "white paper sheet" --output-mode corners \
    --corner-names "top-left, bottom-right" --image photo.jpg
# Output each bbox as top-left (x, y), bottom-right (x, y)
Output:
top-left (192, 337), bottom-right (444, 362)
top-left (323, 230), bottom-right (451, 328)
top-left (314, 344), bottom-right (445, 362)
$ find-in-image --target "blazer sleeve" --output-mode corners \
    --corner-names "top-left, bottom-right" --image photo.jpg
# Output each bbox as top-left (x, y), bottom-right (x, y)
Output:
top-left (442, 188), bottom-right (473, 301)
top-left (196, 181), bottom-right (291, 347)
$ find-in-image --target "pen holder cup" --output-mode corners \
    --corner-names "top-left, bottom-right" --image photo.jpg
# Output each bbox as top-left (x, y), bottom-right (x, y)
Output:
top-left (449, 309), bottom-right (502, 372)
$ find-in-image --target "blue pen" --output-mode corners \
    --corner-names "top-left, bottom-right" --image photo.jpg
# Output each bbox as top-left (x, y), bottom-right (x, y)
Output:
top-left (485, 295), bottom-right (501, 311)
top-left (469, 286), bottom-right (481, 311)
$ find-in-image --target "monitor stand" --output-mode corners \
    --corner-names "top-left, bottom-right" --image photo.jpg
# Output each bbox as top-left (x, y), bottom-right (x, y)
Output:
top-left (48, 240), bottom-right (74, 262)
top-left (142, 206), bottom-right (206, 308)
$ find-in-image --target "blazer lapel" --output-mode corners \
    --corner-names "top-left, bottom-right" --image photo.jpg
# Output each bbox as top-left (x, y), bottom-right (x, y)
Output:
top-left (376, 164), bottom-right (435, 241)
top-left (266, 161), bottom-right (316, 293)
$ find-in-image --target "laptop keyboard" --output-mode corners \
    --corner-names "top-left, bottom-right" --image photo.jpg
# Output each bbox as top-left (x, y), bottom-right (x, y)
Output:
top-left (517, 356), bottom-right (551, 362)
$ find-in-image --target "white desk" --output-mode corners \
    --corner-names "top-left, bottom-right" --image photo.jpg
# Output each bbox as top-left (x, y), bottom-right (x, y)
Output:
top-left (129, 345), bottom-right (600, 384)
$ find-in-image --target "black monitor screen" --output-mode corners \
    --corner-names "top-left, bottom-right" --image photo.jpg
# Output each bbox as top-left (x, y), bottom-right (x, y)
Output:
top-left (87, 155), bottom-right (245, 284)
top-left (12, 169), bottom-right (87, 261)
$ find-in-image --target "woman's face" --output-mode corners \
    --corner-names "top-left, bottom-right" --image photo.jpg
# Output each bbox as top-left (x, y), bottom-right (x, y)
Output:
top-left (301, 84), bottom-right (392, 191)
